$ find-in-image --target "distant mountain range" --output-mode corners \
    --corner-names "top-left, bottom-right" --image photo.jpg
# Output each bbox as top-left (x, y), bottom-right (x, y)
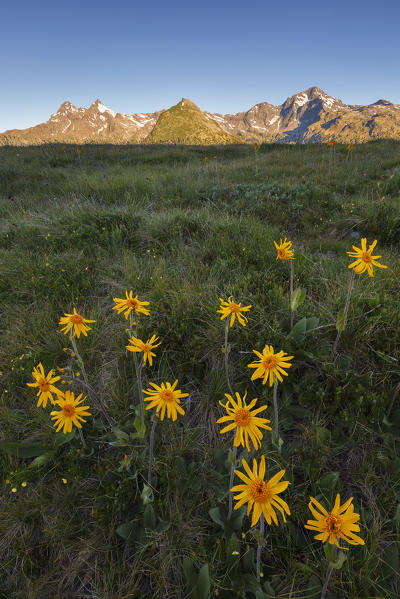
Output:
top-left (2, 87), bottom-right (400, 145)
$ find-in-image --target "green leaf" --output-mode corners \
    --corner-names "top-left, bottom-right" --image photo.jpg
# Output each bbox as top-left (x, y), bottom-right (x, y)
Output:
top-left (111, 427), bottom-right (129, 440)
top-left (291, 288), bottom-right (306, 312)
top-left (288, 316), bottom-right (319, 344)
top-left (54, 431), bottom-right (76, 447)
top-left (208, 505), bottom-right (246, 538)
top-left (116, 520), bottom-right (138, 543)
top-left (29, 450), bottom-right (56, 468)
top-left (141, 483), bottom-right (154, 505)
top-left (156, 519), bottom-right (171, 533)
top-left (336, 309), bottom-right (345, 332)
top-left (317, 472), bottom-right (339, 491)
top-left (243, 547), bottom-right (256, 573)
top-left (331, 550), bottom-right (347, 570)
top-left (382, 544), bottom-right (399, 577)
top-left (197, 563), bottom-right (210, 599)
top-left (263, 580), bottom-right (276, 597)
top-left (143, 504), bottom-right (156, 530)
top-left (183, 557), bottom-right (197, 592)
top-left (133, 416), bottom-right (146, 436)
top-left (0, 441), bottom-right (49, 458)
top-left (290, 317), bottom-right (307, 341)
top-left (209, 507), bottom-right (224, 528)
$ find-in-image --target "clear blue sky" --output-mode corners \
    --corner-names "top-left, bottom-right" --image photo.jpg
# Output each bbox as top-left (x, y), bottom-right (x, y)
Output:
top-left (1, 0), bottom-right (400, 131)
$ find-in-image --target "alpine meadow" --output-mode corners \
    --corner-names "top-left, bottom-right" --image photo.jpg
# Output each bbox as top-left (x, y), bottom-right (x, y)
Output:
top-left (1, 140), bottom-right (400, 599)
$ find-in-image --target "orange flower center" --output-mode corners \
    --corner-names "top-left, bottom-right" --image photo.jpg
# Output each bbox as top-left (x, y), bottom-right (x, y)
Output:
top-left (142, 344), bottom-right (151, 353)
top-left (126, 298), bottom-right (138, 308)
top-left (38, 379), bottom-right (50, 392)
top-left (361, 252), bottom-right (372, 263)
top-left (278, 248), bottom-right (286, 258)
top-left (160, 389), bottom-right (174, 402)
top-left (250, 479), bottom-right (271, 503)
top-left (229, 302), bottom-right (241, 314)
top-left (62, 404), bottom-right (76, 417)
top-left (234, 408), bottom-right (251, 426)
top-left (70, 314), bottom-right (83, 324)
top-left (326, 515), bottom-right (341, 533)
top-left (262, 356), bottom-right (277, 370)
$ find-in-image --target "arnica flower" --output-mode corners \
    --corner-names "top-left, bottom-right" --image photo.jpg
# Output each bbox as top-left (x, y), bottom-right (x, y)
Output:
top-left (304, 494), bottom-right (365, 550)
top-left (112, 291), bottom-right (150, 320)
top-left (231, 455), bottom-right (291, 527)
top-left (143, 380), bottom-right (189, 421)
top-left (26, 363), bottom-right (63, 407)
top-left (274, 238), bottom-right (294, 261)
top-left (126, 334), bottom-right (161, 366)
top-left (59, 308), bottom-right (96, 338)
top-left (50, 390), bottom-right (91, 434)
top-left (217, 296), bottom-right (252, 327)
top-left (347, 238), bottom-right (387, 277)
top-left (347, 143), bottom-right (354, 151)
top-left (216, 392), bottom-right (271, 451)
top-left (248, 345), bottom-right (293, 387)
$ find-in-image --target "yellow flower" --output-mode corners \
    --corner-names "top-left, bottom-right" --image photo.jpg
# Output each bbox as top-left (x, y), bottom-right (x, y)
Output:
top-left (274, 238), bottom-right (294, 261)
top-left (347, 143), bottom-right (354, 151)
top-left (26, 363), bottom-right (63, 407)
top-left (347, 238), bottom-right (387, 277)
top-left (231, 455), bottom-right (291, 527)
top-left (254, 142), bottom-right (260, 150)
top-left (50, 390), bottom-right (91, 434)
top-left (216, 392), bottom-right (271, 451)
top-left (126, 334), bottom-right (161, 366)
top-left (59, 307), bottom-right (96, 338)
top-left (112, 290), bottom-right (150, 320)
top-left (62, 478), bottom-right (68, 484)
top-left (326, 141), bottom-right (336, 147)
top-left (217, 296), bottom-right (252, 327)
top-left (304, 494), bottom-right (365, 550)
top-left (21, 482), bottom-right (27, 487)
top-left (248, 345), bottom-right (293, 387)
top-left (143, 380), bottom-right (189, 421)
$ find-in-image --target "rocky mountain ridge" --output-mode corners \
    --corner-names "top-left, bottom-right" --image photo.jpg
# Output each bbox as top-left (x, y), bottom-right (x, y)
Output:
top-left (2, 87), bottom-right (400, 145)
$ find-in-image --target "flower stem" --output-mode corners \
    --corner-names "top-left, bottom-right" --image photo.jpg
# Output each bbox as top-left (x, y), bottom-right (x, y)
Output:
top-left (128, 314), bottom-right (145, 430)
top-left (147, 418), bottom-right (157, 486)
top-left (333, 269), bottom-right (356, 353)
top-left (290, 259), bottom-right (294, 329)
top-left (257, 513), bottom-right (265, 581)
top-left (224, 319), bottom-right (234, 396)
top-left (273, 382), bottom-right (281, 454)
top-left (70, 335), bottom-right (114, 428)
top-left (321, 564), bottom-right (334, 599)
top-left (137, 357), bottom-right (145, 431)
top-left (228, 444), bottom-right (238, 519)
top-left (77, 427), bottom-right (86, 447)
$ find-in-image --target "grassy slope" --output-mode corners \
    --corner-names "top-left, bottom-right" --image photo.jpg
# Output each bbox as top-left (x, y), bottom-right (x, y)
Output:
top-left (0, 141), bottom-right (399, 599)
top-left (145, 99), bottom-right (242, 145)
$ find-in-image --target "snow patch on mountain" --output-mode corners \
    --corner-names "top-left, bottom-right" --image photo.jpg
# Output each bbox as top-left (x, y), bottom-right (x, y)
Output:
top-left (96, 102), bottom-right (116, 117)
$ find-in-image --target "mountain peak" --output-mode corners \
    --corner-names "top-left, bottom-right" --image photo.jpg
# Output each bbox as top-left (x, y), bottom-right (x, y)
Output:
top-left (89, 99), bottom-right (117, 117)
top-left (57, 101), bottom-right (78, 113)
top-left (373, 99), bottom-right (392, 106)
top-left (176, 98), bottom-right (200, 110)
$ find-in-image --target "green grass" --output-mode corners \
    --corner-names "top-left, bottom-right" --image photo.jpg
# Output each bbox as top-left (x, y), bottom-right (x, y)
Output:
top-left (0, 141), bottom-right (399, 599)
